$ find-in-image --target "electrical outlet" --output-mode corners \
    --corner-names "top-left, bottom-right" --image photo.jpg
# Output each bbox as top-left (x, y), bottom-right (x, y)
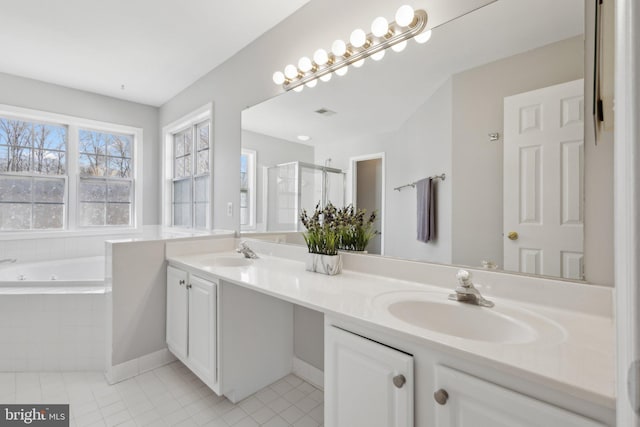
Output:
top-left (227, 202), bottom-right (233, 216)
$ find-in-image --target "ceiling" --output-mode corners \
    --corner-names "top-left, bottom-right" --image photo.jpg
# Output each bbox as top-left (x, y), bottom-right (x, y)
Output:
top-left (0, 0), bottom-right (310, 106)
top-left (242, 0), bottom-right (585, 146)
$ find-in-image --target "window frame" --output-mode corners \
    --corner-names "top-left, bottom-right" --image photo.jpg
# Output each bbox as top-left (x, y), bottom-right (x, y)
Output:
top-left (162, 104), bottom-right (213, 230)
top-left (77, 127), bottom-right (135, 228)
top-left (240, 148), bottom-right (256, 230)
top-left (0, 104), bottom-right (143, 239)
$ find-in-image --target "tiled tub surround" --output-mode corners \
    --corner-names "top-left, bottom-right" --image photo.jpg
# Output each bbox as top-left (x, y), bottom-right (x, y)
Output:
top-left (0, 255), bottom-right (107, 371)
top-left (0, 228), bottom-right (234, 374)
top-left (0, 291), bottom-right (106, 371)
top-left (167, 238), bottom-right (615, 425)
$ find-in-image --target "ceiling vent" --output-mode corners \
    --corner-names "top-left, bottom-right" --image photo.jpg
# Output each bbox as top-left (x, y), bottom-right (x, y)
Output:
top-left (314, 108), bottom-right (337, 117)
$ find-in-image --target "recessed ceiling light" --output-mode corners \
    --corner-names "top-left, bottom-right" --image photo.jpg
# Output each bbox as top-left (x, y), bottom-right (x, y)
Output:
top-left (297, 135), bottom-right (311, 141)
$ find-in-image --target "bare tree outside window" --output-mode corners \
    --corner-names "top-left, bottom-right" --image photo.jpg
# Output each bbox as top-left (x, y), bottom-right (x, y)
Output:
top-left (0, 117), bottom-right (67, 230)
top-left (172, 120), bottom-right (210, 229)
top-left (0, 118), bottom-right (66, 175)
top-left (78, 129), bottom-right (133, 227)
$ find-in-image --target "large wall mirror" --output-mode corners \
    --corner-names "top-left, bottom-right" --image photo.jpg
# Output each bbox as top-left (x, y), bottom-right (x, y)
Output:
top-left (241, 0), bottom-right (614, 284)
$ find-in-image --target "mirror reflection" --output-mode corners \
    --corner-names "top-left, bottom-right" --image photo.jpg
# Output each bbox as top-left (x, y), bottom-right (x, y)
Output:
top-left (241, 0), bottom-right (609, 282)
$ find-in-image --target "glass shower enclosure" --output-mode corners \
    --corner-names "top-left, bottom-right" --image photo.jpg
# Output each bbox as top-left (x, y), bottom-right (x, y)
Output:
top-left (265, 161), bottom-right (345, 232)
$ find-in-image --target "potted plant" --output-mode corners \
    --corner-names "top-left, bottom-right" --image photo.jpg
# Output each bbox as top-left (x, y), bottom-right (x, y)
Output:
top-left (300, 202), bottom-right (343, 275)
top-left (337, 204), bottom-right (378, 252)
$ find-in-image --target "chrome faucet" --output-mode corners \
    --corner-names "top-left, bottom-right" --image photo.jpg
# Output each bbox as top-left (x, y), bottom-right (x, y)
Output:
top-left (0, 258), bottom-right (17, 264)
top-left (236, 241), bottom-right (259, 259)
top-left (448, 269), bottom-right (494, 308)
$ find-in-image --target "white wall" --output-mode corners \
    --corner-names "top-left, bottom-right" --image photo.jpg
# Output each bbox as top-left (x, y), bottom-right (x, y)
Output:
top-left (451, 36), bottom-right (587, 272)
top-left (0, 72), bottom-right (160, 225)
top-left (315, 79), bottom-right (453, 264)
top-left (242, 130), bottom-right (314, 231)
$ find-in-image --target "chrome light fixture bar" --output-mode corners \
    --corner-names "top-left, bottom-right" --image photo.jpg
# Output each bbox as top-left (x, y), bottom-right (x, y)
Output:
top-left (273, 5), bottom-right (431, 92)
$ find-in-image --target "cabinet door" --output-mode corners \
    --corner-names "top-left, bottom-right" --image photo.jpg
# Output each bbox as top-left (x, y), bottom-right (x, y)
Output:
top-left (434, 365), bottom-right (605, 427)
top-left (325, 325), bottom-right (413, 427)
top-left (188, 275), bottom-right (217, 385)
top-left (166, 266), bottom-right (188, 360)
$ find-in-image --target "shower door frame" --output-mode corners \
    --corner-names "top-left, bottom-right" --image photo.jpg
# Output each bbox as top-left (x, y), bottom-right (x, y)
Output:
top-left (264, 161), bottom-right (345, 232)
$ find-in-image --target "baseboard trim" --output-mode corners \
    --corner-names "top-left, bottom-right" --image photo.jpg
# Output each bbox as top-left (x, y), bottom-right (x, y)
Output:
top-left (292, 357), bottom-right (324, 390)
top-left (105, 348), bottom-right (177, 384)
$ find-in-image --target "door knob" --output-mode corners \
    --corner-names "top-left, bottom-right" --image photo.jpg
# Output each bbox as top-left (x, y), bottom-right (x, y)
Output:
top-left (179, 279), bottom-right (185, 285)
top-left (434, 389), bottom-right (449, 405)
top-left (507, 231), bottom-right (519, 240)
top-left (392, 374), bottom-right (406, 388)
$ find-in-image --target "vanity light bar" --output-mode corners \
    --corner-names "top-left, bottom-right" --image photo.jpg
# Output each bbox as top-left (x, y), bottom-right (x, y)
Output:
top-left (273, 5), bottom-right (431, 92)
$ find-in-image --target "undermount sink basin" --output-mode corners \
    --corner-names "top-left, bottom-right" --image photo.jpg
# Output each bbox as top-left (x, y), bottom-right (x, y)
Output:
top-left (193, 254), bottom-right (254, 267)
top-left (210, 256), bottom-right (253, 267)
top-left (387, 299), bottom-right (535, 343)
top-left (374, 291), bottom-right (565, 344)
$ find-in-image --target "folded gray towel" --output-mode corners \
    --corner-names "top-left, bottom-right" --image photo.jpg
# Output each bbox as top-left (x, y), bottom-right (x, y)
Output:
top-left (416, 177), bottom-right (436, 242)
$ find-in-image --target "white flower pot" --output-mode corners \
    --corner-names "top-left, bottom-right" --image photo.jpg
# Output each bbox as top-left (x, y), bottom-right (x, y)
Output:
top-left (305, 253), bottom-right (342, 276)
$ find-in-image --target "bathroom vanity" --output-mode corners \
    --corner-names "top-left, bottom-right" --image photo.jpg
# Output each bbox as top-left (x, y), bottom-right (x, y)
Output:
top-left (166, 240), bottom-right (615, 426)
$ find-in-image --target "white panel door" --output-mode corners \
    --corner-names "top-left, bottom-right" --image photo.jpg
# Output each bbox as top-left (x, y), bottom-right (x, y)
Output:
top-left (434, 365), bottom-right (605, 427)
top-left (504, 79), bottom-right (584, 279)
top-left (325, 325), bottom-right (413, 427)
top-left (166, 266), bottom-right (188, 360)
top-left (187, 275), bottom-right (217, 386)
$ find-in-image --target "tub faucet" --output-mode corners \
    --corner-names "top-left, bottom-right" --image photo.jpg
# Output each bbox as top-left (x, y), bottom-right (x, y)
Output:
top-left (448, 269), bottom-right (494, 308)
top-left (236, 241), bottom-right (259, 259)
top-left (0, 258), bottom-right (16, 264)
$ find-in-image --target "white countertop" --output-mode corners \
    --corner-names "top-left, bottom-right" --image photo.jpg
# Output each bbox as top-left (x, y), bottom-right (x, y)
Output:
top-left (167, 251), bottom-right (615, 409)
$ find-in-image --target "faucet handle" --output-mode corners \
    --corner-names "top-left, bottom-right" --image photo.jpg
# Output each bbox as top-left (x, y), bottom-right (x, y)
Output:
top-left (456, 269), bottom-right (471, 287)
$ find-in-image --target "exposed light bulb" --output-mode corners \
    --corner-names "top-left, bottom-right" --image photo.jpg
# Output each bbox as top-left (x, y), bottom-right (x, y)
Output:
top-left (297, 135), bottom-right (311, 142)
top-left (350, 29), bottom-right (367, 48)
top-left (335, 66), bottom-right (348, 77)
top-left (298, 56), bottom-right (313, 72)
top-left (371, 17), bottom-right (389, 37)
top-left (395, 5), bottom-right (415, 27)
top-left (391, 40), bottom-right (407, 53)
top-left (331, 39), bottom-right (347, 57)
top-left (320, 73), bottom-right (332, 82)
top-left (352, 58), bottom-right (365, 68)
top-left (272, 71), bottom-right (285, 85)
top-left (305, 79), bottom-right (318, 88)
top-left (414, 29), bottom-right (432, 44)
top-left (313, 49), bottom-right (329, 65)
top-left (284, 64), bottom-right (298, 79)
top-left (293, 85), bottom-right (304, 92)
top-left (371, 50), bottom-right (385, 61)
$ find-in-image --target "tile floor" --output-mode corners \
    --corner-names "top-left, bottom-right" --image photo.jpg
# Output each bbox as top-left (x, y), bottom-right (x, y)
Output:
top-left (0, 361), bottom-right (324, 427)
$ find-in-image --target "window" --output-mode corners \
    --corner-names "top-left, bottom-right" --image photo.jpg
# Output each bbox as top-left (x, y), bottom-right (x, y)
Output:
top-left (78, 129), bottom-right (133, 226)
top-left (0, 105), bottom-right (142, 233)
top-left (172, 120), bottom-right (210, 229)
top-left (240, 149), bottom-right (256, 229)
top-left (0, 118), bottom-right (67, 230)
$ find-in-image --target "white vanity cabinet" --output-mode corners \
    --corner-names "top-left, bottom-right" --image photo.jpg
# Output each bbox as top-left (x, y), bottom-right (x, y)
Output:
top-left (166, 265), bottom-right (217, 389)
top-left (325, 318), bottom-right (613, 427)
top-left (325, 325), bottom-right (414, 427)
top-left (166, 262), bottom-right (294, 403)
top-left (434, 365), bottom-right (606, 427)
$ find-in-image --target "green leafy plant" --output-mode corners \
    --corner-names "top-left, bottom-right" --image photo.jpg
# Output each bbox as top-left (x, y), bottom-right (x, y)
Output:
top-left (300, 202), bottom-right (341, 256)
top-left (336, 204), bottom-right (378, 252)
top-left (300, 202), bottom-right (378, 255)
